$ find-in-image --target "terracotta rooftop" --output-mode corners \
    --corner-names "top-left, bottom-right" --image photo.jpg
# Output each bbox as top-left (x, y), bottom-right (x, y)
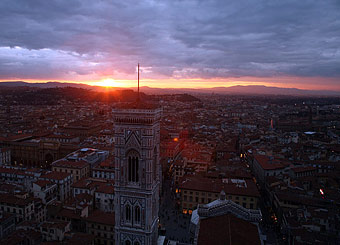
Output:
top-left (72, 178), bottom-right (105, 189)
top-left (41, 220), bottom-right (70, 230)
top-left (86, 210), bottom-right (115, 226)
top-left (33, 180), bottom-right (54, 188)
top-left (67, 232), bottom-right (95, 245)
top-left (4, 134), bottom-right (33, 142)
top-left (57, 208), bottom-right (82, 220)
top-left (52, 160), bottom-right (89, 169)
top-left (197, 213), bottom-right (261, 245)
top-left (0, 193), bottom-right (34, 206)
top-left (2, 229), bottom-right (42, 245)
top-left (291, 166), bottom-right (316, 173)
top-left (40, 171), bottom-right (72, 180)
top-left (254, 155), bottom-right (286, 170)
top-left (93, 158), bottom-right (115, 169)
top-left (96, 182), bottom-right (115, 194)
top-left (179, 176), bottom-right (260, 197)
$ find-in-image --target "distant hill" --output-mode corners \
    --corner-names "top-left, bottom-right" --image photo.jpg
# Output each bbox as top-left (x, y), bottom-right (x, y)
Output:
top-left (139, 85), bottom-right (340, 96)
top-left (0, 85), bottom-right (150, 105)
top-left (0, 81), bottom-right (92, 89)
top-left (206, 85), bottom-right (340, 96)
top-left (1, 81), bottom-right (339, 96)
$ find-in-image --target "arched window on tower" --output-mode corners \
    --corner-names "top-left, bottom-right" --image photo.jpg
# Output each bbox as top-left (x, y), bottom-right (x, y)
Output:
top-left (125, 240), bottom-right (131, 245)
top-left (128, 157), bottom-right (132, 182)
top-left (134, 205), bottom-right (141, 224)
top-left (125, 204), bottom-right (131, 222)
top-left (135, 156), bottom-right (139, 182)
top-left (127, 150), bottom-right (139, 183)
top-left (134, 242), bottom-right (140, 245)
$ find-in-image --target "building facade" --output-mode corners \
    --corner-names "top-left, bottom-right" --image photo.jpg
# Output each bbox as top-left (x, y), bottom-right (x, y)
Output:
top-left (86, 210), bottom-right (115, 245)
top-left (0, 135), bottom-right (78, 168)
top-left (0, 148), bottom-right (11, 166)
top-left (0, 193), bottom-right (35, 223)
top-left (179, 176), bottom-right (260, 214)
top-left (113, 103), bottom-right (161, 245)
top-left (52, 159), bottom-right (90, 183)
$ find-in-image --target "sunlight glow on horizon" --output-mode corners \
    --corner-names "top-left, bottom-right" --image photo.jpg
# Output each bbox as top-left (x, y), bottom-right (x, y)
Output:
top-left (1, 76), bottom-right (339, 91)
top-left (97, 78), bottom-right (125, 88)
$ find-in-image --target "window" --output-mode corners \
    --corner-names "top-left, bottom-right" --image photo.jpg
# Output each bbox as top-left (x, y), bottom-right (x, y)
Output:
top-left (134, 242), bottom-right (140, 245)
top-left (134, 206), bottom-right (141, 224)
top-left (125, 205), bottom-right (131, 222)
top-left (128, 151), bottom-right (139, 183)
top-left (125, 241), bottom-right (131, 245)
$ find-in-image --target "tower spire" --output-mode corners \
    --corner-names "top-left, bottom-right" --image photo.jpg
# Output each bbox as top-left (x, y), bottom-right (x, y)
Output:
top-left (138, 63), bottom-right (140, 100)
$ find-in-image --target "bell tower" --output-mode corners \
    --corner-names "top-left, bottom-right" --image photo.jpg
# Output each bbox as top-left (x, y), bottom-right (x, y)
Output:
top-left (113, 65), bottom-right (161, 245)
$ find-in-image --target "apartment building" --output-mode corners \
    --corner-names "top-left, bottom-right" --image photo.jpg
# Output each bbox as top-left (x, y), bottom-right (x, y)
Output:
top-left (52, 160), bottom-right (90, 183)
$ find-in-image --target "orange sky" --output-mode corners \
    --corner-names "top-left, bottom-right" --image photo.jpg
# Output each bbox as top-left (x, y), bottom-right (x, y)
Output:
top-left (3, 76), bottom-right (339, 91)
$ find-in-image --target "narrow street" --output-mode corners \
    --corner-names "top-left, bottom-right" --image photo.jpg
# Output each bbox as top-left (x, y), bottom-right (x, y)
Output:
top-left (160, 178), bottom-right (191, 243)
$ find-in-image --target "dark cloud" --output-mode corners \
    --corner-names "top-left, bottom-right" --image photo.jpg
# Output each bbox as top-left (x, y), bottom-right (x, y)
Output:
top-left (0, 0), bottom-right (339, 85)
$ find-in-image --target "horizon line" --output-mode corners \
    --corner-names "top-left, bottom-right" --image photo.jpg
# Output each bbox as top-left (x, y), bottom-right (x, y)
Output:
top-left (1, 79), bottom-right (340, 93)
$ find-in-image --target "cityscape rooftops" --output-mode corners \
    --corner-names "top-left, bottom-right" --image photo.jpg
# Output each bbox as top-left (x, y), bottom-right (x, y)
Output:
top-left (179, 176), bottom-right (260, 197)
top-left (254, 155), bottom-right (287, 170)
top-left (0, 193), bottom-right (34, 206)
top-left (40, 171), bottom-right (72, 181)
top-left (86, 210), bottom-right (115, 226)
top-left (52, 160), bottom-right (89, 169)
top-left (33, 180), bottom-right (54, 188)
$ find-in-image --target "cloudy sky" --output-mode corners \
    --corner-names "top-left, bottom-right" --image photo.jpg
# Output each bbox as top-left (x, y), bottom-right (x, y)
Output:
top-left (0, 0), bottom-right (339, 90)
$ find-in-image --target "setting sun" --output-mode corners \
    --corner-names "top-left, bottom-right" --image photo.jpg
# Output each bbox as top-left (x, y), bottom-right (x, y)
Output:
top-left (98, 78), bottom-right (121, 87)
